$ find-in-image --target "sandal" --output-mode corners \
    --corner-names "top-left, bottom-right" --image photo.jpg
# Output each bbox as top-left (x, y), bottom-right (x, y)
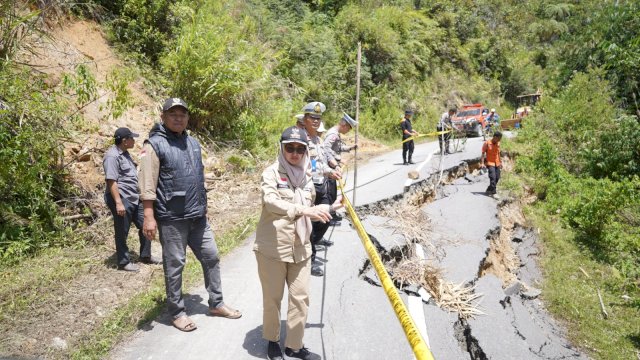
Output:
top-left (172, 315), bottom-right (197, 332)
top-left (209, 304), bottom-right (242, 319)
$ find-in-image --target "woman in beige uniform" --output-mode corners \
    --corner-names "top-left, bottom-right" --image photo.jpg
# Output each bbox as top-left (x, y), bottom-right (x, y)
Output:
top-left (255, 126), bottom-right (338, 360)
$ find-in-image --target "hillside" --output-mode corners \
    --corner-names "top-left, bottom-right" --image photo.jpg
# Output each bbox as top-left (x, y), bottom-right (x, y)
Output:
top-left (0, 0), bottom-right (638, 359)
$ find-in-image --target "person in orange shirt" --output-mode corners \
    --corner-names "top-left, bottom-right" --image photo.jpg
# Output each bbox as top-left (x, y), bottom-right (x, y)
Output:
top-left (480, 131), bottom-right (503, 196)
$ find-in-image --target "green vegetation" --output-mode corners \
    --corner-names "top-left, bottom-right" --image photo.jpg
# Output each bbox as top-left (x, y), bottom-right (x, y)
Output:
top-left (0, 2), bottom-right (136, 262)
top-left (1, 0), bottom-right (639, 358)
top-left (529, 205), bottom-right (639, 360)
top-left (512, 67), bottom-right (639, 359)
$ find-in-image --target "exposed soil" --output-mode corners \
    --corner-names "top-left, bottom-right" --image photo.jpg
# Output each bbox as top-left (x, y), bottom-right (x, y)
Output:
top-left (1, 19), bottom-right (263, 359)
top-left (0, 19), bottom-right (387, 359)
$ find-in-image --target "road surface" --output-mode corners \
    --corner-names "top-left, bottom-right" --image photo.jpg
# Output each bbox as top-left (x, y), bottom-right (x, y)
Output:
top-left (112, 136), bottom-right (586, 360)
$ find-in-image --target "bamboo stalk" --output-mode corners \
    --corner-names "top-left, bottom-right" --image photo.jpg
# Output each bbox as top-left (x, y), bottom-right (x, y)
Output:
top-left (597, 288), bottom-right (609, 319)
top-left (353, 42), bottom-right (361, 207)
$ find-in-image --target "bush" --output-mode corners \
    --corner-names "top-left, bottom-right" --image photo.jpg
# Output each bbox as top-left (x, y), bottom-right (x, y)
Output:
top-left (160, 0), bottom-right (277, 147)
top-left (97, 0), bottom-right (190, 63)
top-left (582, 115), bottom-right (640, 180)
top-left (0, 68), bottom-right (74, 261)
top-left (549, 176), bottom-right (640, 282)
top-left (519, 68), bottom-right (618, 174)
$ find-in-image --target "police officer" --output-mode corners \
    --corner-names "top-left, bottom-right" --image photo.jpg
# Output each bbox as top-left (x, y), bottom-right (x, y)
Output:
top-left (300, 101), bottom-right (341, 277)
top-left (323, 112), bottom-right (357, 225)
top-left (438, 108), bottom-right (456, 155)
top-left (103, 127), bottom-right (160, 272)
top-left (401, 110), bottom-right (418, 164)
top-left (139, 98), bottom-right (241, 332)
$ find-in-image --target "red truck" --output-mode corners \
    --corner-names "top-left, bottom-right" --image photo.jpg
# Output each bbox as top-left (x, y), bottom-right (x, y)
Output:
top-left (451, 103), bottom-right (488, 137)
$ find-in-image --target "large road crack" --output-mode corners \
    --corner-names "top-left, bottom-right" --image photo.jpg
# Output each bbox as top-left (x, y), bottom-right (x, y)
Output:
top-left (454, 319), bottom-right (488, 360)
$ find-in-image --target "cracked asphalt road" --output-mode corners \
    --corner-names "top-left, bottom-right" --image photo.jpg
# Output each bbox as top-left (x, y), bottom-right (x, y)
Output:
top-left (111, 136), bottom-right (586, 360)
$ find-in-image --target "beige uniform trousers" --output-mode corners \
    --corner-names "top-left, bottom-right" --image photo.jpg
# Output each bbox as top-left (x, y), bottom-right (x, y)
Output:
top-left (255, 251), bottom-right (311, 350)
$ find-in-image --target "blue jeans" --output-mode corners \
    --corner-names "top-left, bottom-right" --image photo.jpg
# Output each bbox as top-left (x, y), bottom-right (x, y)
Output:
top-left (157, 217), bottom-right (224, 319)
top-left (105, 193), bottom-right (152, 266)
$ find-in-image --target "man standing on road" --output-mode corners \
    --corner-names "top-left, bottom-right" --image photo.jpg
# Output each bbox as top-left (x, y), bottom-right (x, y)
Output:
top-left (481, 131), bottom-right (503, 197)
top-left (401, 110), bottom-right (418, 165)
top-left (103, 127), bottom-right (160, 272)
top-left (437, 108), bottom-right (456, 155)
top-left (139, 98), bottom-right (242, 332)
top-left (300, 101), bottom-right (341, 277)
top-left (323, 112), bottom-right (357, 225)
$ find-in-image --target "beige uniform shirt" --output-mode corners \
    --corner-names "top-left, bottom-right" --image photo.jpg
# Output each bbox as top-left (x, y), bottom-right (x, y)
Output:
top-left (138, 142), bottom-right (160, 201)
top-left (254, 162), bottom-right (315, 263)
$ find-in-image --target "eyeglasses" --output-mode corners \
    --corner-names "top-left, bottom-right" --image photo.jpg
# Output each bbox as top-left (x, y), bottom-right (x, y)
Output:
top-left (284, 144), bottom-right (306, 154)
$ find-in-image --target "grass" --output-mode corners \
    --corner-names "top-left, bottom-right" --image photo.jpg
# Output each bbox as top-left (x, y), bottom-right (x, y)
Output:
top-left (527, 199), bottom-right (639, 360)
top-left (68, 213), bottom-right (259, 359)
top-left (0, 248), bottom-right (93, 317)
top-left (498, 171), bottom-right (524, 198)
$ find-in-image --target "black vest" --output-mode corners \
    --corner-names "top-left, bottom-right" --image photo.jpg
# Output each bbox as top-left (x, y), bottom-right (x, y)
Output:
top-left (147, 124), bottom-right (207, 221)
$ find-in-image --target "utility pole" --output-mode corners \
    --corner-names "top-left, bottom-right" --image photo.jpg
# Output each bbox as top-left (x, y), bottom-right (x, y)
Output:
top-left (353, 42), bottom-right (361, 207)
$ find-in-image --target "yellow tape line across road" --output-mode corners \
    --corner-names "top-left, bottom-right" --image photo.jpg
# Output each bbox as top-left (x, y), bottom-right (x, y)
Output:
top-left (401, 130), bottom-right (452, 144)
top-left (338, 182), bottom-right (435, 360)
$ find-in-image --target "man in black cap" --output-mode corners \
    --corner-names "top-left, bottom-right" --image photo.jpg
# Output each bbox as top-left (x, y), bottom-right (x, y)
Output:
top-left (400, 110), bottom-right (419, 165)
top-left (103, 127), bottom-right (160, 272)
top-left (139, 97), bottom-right (242, 332)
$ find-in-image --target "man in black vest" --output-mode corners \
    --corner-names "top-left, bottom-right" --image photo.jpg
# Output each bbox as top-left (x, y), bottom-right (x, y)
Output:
top-left (139, 98), bottom-right (241, 332)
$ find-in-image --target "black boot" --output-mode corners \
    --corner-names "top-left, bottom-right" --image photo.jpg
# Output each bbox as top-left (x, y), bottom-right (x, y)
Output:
top-left (285, 346), bottom-right (321, 360)
top-left (268, 341), bottom-right (283, 360)
top-left (311, 264), bottom-right (324, 276)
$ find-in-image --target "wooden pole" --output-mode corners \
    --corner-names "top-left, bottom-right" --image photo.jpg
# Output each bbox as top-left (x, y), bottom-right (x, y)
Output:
top-left (353, 42), bottom-right (362, 207)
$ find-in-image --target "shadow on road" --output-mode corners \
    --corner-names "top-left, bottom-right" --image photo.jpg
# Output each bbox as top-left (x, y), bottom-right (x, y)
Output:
top-left (138, 294), bottom-right (208, 331)
top-left (471, 191), bottom-right (491, 197)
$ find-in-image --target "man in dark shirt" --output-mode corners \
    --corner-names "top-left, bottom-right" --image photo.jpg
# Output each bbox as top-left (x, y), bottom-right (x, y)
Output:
top-left (103, 127), bottom-right (160, 272)
top-left (401, 110), bottom-right (419, 165)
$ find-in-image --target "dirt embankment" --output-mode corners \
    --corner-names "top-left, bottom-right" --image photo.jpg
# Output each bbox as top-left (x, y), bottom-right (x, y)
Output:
top-left (1, 18), bottom-right (388, 358)
top-left (1, 19), bottom-right (264, 358)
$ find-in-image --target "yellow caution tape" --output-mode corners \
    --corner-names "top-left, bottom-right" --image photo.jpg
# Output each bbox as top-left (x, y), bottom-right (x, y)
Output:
top-left (337, 181), bottom-right (435, 360)
top-left (401, 130), bottom-right (452, 144)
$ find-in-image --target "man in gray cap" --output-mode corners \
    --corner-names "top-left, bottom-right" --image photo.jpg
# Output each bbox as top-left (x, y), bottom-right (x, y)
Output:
top-left (323, 112), bottom-right (358, 226)
top-left (138, 97), bottom-right (242, 332)
top-left (299, 101), bottom-right (341, 277)
top-left (103, 127), bottom-right (159, 272)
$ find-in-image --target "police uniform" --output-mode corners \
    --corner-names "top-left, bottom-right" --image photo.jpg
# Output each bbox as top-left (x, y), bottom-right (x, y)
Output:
top-left (254, 126), bottom-right (316, 353)
top-left (401, 110), bottom-right (415, 164)
top-left (300, 102), bottom-right (334, 276)
top-left (323, 112), bottom-right (357, 215)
